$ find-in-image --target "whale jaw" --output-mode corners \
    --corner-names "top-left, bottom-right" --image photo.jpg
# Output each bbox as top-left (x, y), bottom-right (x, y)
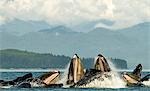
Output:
top-left (94, 54), bottom-right (111, 72)
top-left (40, 71), bottom-right (60, 85)
top-left (67, 54), bottom-right (84, 85)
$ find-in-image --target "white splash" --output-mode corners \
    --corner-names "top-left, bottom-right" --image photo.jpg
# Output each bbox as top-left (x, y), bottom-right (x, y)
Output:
top-left (0, 86), bottom-right (13, 88)
top-left (58, 62), bottom-right (70, 87)
top-left (80, 58), bottom-right (126, 88)
top-left (142, 79), bottom-right (150, 87)
top-left (80, 72), bottom-right (126, 88)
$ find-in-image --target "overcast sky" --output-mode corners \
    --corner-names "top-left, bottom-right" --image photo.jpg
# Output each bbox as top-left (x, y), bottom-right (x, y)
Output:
top-left (0, 0), bottom-right (150, 30)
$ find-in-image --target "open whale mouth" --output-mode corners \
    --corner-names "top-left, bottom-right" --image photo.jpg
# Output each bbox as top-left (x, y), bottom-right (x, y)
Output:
top-left (40, 71), bottom-right (60, 85)
top-left (94, 54), bottom-right (111, 72)
top-left (67, 54), bottom-right (84, 85)
top-left (122, 64), bottom-right (143, 86)
top-left (122, 73), bottom-right (138, 84)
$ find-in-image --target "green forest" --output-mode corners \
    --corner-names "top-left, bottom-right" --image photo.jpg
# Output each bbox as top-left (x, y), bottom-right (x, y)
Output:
top-left (0, 49), bottom-right (127, 69)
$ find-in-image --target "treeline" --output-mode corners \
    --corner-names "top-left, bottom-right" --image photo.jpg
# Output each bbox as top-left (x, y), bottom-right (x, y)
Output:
top-left (0, 49), bottom-right (127, 69)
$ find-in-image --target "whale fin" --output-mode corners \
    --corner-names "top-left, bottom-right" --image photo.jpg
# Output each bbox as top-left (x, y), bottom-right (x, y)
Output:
top-left (132, 64), bottom-right (142, 80)
top-left (141, 74), bottom-right (150, 82)
top-left (67, 54), bottom-right (84, 85)
top-left (94, 54), bottom-right (111, 72)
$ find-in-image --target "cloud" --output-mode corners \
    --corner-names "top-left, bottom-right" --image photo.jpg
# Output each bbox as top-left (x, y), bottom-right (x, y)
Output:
top-left (0, 0), bottom-right (150, 30)
top-left (110, 0), bottom-right (150, 29)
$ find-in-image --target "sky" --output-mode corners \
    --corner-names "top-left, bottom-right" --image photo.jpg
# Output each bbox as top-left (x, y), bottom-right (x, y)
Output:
top-left (0, 0), bottom-right (150, 30)
top-left (0, 0), bottom-right (150, 69)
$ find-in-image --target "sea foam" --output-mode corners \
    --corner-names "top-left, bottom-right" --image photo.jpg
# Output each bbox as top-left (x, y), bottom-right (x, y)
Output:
top-left (142, 79), bottom-right (150, 87)
top-left (79, 58), bottom-right (126, 88)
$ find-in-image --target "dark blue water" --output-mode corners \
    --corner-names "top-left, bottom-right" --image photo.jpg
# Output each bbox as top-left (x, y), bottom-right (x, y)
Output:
top-left (0, 72), bottom-right (150, 91)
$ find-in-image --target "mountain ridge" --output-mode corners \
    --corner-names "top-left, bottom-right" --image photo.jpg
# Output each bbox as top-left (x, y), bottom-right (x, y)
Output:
top-left (0, 49), bottom-right (128, 69)
top-left (0, 21), bottom-right (149, 69)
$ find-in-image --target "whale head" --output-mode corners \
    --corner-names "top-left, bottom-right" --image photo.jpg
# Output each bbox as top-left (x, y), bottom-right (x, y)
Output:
top-left (67, 54), bottom-right (84, 85)
top-left (94, 54), bottom-right (111, 72)
top-left (122, 64), bottom-right (142, 86)
top-left (40, 71), bottom-right (60, 85)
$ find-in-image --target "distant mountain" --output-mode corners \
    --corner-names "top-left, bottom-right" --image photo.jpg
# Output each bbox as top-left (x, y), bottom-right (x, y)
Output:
top-left (72, 19), bottom-right (114, 32)
top-left (39, 26), bottom-right (71, 33)
top-left (0, 22), bottom-right (149, 69)
top-left (0, 49), bottom-right (127, 69)
top-left (0, 19), bottom-right (51, 35)
top-left (39, 25), bottom-right (77, 35)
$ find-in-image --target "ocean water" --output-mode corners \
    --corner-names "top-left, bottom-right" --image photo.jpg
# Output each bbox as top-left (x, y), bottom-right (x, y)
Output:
top-left (0, 87), bottom-right (150, 91)
top-left (0, 72), bottom-right (150, 91)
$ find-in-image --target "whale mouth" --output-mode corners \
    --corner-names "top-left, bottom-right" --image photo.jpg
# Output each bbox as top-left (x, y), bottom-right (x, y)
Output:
top-left (94, 54), bottom-right (111, 72)
top-left (40, 71), bottom-right (60, 85)
top-left (122, 64), bottom-right (143, 86)
top-left (122, 74), bottom-right (138, 84)
top-left (67, 54), bottom-right (84, 85)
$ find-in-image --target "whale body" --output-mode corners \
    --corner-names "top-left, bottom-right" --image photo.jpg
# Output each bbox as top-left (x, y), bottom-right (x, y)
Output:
top-left (0, 71), bottom-right (62, 88)
top-left (0, 73), bottom-right (33, 88)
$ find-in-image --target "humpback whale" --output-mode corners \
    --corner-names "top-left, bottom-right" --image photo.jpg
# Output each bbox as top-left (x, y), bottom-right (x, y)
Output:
top-left (0, 71), bottom-right (62, 88)
top-left (0, 73), bottom-right (32, 88)
top-left (25, 71), bottom-right (62, 87)
top-left (122, 64), bottom-right (150, 86)
top-left (122, 64), bottom-right (142, 86)
top-left (72, 54), bottom-right (112, 87)
top-left (66, 54), bottom-right (84, 85)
